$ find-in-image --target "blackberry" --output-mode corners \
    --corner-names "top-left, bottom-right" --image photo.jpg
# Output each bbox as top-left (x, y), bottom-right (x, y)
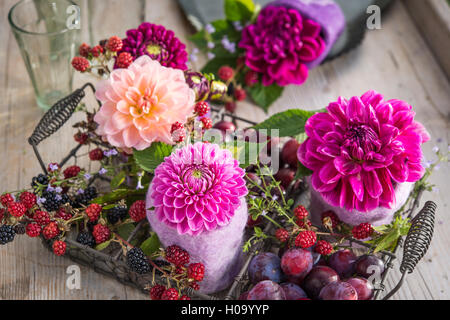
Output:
top-left (106, 205), bottom-right (127, 225)
top-left (153, 260), bottom-right (170, 276)
top-left (73, 186), bottom-right (97, 208)
top-left (227, 82), bottom-right (234, 96)
top-left (59, 194), bottom-right (72, 207)
top-left (76, 231), bottom-right (95, 248)
top-left (126, 247), bottom-right (151, 274)
top-left (31, 174), bottom-right (49, 191)
top-left (42, 191), bottom-right (60, 212)
top-left (0, 225), bottom-right (15, 245)
top-left (14, 224), bottom-right (26, 235)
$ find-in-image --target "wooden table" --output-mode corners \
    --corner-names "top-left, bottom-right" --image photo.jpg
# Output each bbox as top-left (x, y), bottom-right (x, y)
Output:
top-left (0, 0), bottom-right (448, 300)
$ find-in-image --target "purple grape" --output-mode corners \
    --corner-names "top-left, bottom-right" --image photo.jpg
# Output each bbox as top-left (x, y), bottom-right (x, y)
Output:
top-left (319, 281), bottom-right (358, 300)
top-left (248, 252), bottom-right (285, 284)
top-left (346, 277), bottom-right (374, 300)
top-left (328, 249), bottom-right (357, 278)
top-left (280, 282), bottom-right (308, 300)
top-left (247, 280), bottom-right (286, 300)
top-left (302, 266), bottom-right (340, 299)
top-left (355, 254), bottom-right (385, 279)
top-left (281, 248), bottom-right (313, 284)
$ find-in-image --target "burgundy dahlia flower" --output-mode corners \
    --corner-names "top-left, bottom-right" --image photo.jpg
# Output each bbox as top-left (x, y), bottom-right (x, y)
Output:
top-left (117, 22), bottom-right (188, 70)
top-left (239, 5), bottom-right (325, 86)
top-left (149, 142), bottom-right (248, 235)
top-left (298, 90), bottom-right (430, 212)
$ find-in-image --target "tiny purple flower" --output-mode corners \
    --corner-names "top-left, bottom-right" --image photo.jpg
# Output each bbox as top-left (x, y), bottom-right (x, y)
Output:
top-left (77, 189), bottom-right (85, 195)
top-left (432, 146), bottom-right (440, 153)
top-left (37, 197), bottom-right (46, 205)
top-left (233, 21), bottom-right (243, 31)
top-left (207, 41), bottom-right (215, 49)
top-left (136, 180), bottom-right (144, 190)
top-left (49, 163), bottom-right (59, 171)
top-left (261, 210), bottom-right (267, 216)
top-left (207, 52), bottom-right (215, 59)
top-left (55, 194), bottom-right (62, 201)
top-left (99, 168), bottom-right (108, 175)
top-left (55, 187), bottom-right (63, 193)
top-left (46, 186), bottom-right (55, 192)
top-left (84, 173), bottom-right (92, 180)
top-left (205, 23), bottom-right (215, 34)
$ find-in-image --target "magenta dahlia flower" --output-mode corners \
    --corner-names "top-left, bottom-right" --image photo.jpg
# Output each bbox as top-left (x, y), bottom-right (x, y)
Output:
top-left (239, 5), bottom-right (325, 86)
top-left (117, 22), bottom-right (188, 70)
top-left (149, 142), bottom-right (248, 235)
top-left (298, 90), bottom-right (430, 212)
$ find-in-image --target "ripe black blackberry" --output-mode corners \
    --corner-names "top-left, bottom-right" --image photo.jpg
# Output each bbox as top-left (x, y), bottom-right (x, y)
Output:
top-left (106, 205), bottom-right (128, 224)
top-left (31, 174), bottom-right (49, 191)
top-left (14, 224), bottom-right (26, 235)
top-left (73, 186), bottom-right (97, 208)
top-left (153, 260), bottom-right (170, 276)
top-left (42, 191), bottom-right (60, 212)
top-left (76, 231), bottom-right (95, 247)
top-left (0, 225), bottom-right (16, 245)
top-left (126, 247), bottom-right (151, 274)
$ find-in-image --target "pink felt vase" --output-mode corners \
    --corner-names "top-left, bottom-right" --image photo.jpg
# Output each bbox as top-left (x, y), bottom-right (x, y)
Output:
top-left (307, 178), bottom-right (413, 227)
top-left (146, 190), bottom-right (248, 294)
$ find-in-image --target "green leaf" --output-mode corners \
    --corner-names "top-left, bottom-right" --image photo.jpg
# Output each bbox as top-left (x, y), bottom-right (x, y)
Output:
top-left (117, 223), bottom-right (135, 241)
top-left (140, 232), bottom-right (161, 256)
top-left (133, 142), bottom-right (173, 172)
top-left (252, 109), bottom-right (323, 137)
top-left (373, 230), bottom-right (400, 253)
top-left (110, 170), bottom-right (126, 189)
top-left (294, 132), bottom-right (308, 144)
top-left (201, 57), bottom-right (237, 74)
top-left (295, 163), bottom-right (313, 180)
top-left (95, 239), bottom-right (112, 251)
top-left (248, 82), bottom-right (284, 112)
top-left (224, 0), bottom-right (255, 21)
top-left (189, 29), bottom-right (208, 50)
top-left (92, 189), bottom-right (146, 205)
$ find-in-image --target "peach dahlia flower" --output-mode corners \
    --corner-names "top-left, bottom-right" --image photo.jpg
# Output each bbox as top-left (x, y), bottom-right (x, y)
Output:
top-left (94, 55), bottom-right (195, 151)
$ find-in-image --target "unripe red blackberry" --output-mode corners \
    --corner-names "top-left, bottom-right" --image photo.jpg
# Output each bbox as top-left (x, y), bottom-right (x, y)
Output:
top-left (150, 284), bottom-right (166, 300)
top-left (0, 193), bottom-right (15, 207)
top-left (201, 117), bottom-right (213, 130)
top-left (165, 245), bottom-right (190, 266)
top-left (218, 65), bottom-right (234, 81)
top-left (8, 202), bottom-right (26, 218)
top-left (244, 70), bottom-right (259, 87)
top-left (74, 132), bottom-right (88, 144)
top-left (234, 88), bottom-right (246, 101)
top-left (295, 230), bottom-right (317, 249)
top-left (194, 101), bottom-right (210, 117)
top-left (63, 165), bottom-right (81, 179)
top-left (26, 223), bottom-right (42, 238)
top-left (89, 148), bottom-right (104, 161)
top-left (52, 240), bottom-right (66, 256)
top-left (129, 200), bottom-right (146, 222)
top-left (225, 101), bottom-right (236, 113)
top-left (19, 191), bottom-right (36, 210)
top-left (106, 36), bottom-right (123, 52)
top-left (90, 45), bottom-right (104, 57)
top-left (43, 222), bottom-right (60, 240)
top-left (71, 57), bottom-right (90, 72)
top-left (116, 52), bottom-right (133, 68)
top-left (275, 228), bottom-right (289, 243)
top-left (187, 263), bottom-right (205, 282)
top-left (79, 43), bottom-right (91, 58)
top-left (314, 240), bottom-right (333, 255)
top-left (86, 203), bottom-right (102, 222)
top-left (352, 223), bottom-right (374, 239)
top-left (33, 210), bottom-right (51, 226)
top-left (92, 224), bottom-right (110, 244)
top-left (294, 205), bottom-right (309, 221)
top-left (161, 288), bottom-right (179, 300)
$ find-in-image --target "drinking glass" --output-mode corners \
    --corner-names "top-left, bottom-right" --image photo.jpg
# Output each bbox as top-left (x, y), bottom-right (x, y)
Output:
top-left (8, 0), bottom-right (81, 110)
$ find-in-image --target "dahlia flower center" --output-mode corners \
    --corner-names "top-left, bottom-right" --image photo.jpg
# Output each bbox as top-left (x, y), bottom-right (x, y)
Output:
top-left (147, 43), bottom-right (162, 56)
top-left (344, 124), bottom-right (381, 160)
top-left (181, 164), bottom-right (216, 193)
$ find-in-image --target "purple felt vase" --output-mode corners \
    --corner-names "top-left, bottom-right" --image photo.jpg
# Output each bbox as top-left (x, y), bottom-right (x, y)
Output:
top-left (307, 178), bottom-right (413, 226)
top-left (268, 0), bottom-right (345, 68)
top-left (146, 190), bottom-right (248, 294)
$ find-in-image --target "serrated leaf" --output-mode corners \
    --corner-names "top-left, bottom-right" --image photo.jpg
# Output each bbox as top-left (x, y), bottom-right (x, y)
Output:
top-left (248, 82), bottom-right (284, 112)
top-left (252, 109), bottom-right (324, 137)
top-left (110, 170), bottom-right (126, 189)
top-left (133, 142), bottom-right (173, 172)
top-left (95, 239), bottom-right (112, 251)
top-left (373, 230), bottom-right (400, 253)
top-left (140, 232), bottom-right (160, 256)
top-left (225, 0), bottom-right (255, 21)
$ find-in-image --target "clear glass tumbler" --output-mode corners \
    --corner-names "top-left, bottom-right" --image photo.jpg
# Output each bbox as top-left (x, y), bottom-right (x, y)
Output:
top-left (8, 0), bottom-right (81, 110)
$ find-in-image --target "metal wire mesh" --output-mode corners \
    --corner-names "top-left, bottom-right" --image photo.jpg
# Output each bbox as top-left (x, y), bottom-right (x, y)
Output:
top-left (29, 85), bottom-right (436, 300)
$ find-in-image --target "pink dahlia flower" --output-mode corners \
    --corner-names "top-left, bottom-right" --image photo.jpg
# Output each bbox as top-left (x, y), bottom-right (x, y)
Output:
top-left (150, 142), bottom-right (248, 235)
top-left (298, 90), bottom-right (430, 212)
top-left (117, 22), bottom-right (188, 70)
top-left (239, 5), bottom-right (325, 86)
top-left (94, 55), bottom-right (195, 151)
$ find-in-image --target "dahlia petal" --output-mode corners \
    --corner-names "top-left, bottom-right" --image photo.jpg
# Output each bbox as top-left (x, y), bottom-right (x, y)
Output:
top-left (319, 162), bottom-right (341, 184)
top-left (349, 174), bottom-right (364, 202)
top-left (363, 171), bottom-right (383, 198)
top-left (334, 156), bottom-right (361, 175)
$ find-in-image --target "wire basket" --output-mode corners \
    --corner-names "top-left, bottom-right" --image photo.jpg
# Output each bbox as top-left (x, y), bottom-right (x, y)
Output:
top-left (29, 84), bottom-right (437, 300)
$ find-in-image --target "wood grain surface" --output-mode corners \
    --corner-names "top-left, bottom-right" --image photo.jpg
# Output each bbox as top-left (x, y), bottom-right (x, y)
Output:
top-left (0, 0), bottom-right (448, 300)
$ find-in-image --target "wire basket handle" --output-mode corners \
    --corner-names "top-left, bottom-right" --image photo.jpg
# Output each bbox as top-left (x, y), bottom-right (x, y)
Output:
top-left (28, 83), bottom-right (98, 173)
top-left (383, 201), bottom-right (436, 300)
